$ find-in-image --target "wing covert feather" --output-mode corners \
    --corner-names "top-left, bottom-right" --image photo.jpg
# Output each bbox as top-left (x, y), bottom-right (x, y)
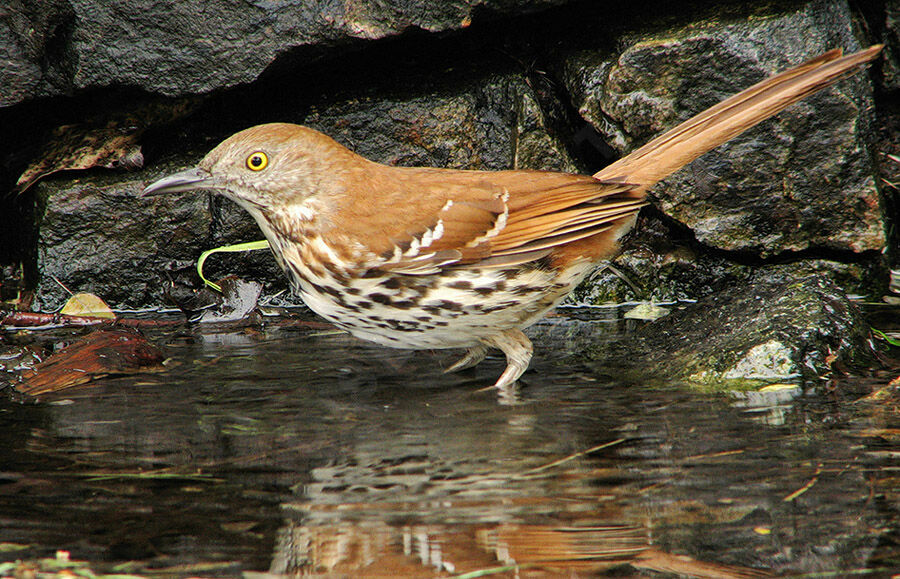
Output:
top-left (324, 164), bottom-right (644, 273)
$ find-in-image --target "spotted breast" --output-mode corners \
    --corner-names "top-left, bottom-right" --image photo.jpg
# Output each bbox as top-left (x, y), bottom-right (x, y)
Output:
top-left (142, 46), bottom-right (883, 393)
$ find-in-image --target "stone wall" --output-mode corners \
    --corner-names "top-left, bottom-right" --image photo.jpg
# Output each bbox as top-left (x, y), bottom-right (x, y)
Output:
top-left (0, 0), bottom-right (896, 311)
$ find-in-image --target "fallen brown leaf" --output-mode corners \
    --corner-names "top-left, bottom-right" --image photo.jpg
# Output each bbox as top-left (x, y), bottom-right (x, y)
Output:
top-left (14, 99), bottom-right (197, 194)
top-left (17, 328), bottom-right (165, 396)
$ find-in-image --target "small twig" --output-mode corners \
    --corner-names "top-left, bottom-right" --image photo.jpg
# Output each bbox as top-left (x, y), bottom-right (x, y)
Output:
top-left (519, 438), bottom-right (625, 476)
top-left (49, 273), bottom-right (75, 296)
top-left (685, 449), bottom-right (745, 461)
top-left (0, 310), bottom-right (180, 329)
top-left (454, 564), bottom-right (535, 578)
top-left (783, 465), bottom-right (822, 502)
top-left (787, 568), bottom-right (896, 578)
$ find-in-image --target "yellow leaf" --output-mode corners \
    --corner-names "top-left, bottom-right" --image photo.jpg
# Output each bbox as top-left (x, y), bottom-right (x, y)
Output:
top-left (758, 383), bottom-right (800, 393)
top-left (624, 302), bottom-right (669, 321)
top-left (60, 293), bottom-right (116, 319)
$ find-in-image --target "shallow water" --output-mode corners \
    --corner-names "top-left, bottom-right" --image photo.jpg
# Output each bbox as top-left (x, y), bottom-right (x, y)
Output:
top-left (1, 308), bottom-right (897, 577)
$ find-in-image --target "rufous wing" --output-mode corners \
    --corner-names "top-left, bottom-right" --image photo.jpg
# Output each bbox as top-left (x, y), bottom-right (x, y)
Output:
top-left (327, 163), bottom-right (645, 274)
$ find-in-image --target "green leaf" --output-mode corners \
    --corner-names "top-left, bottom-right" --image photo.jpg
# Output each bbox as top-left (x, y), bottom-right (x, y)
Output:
top-left (873, 328), bottom-right (900, 347)
top-left (197, 240), bottom-right (270, 292)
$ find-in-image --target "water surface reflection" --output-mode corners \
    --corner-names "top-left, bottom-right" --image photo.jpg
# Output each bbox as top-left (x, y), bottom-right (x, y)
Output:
top-left (0, 310), bottom-right (896, 576)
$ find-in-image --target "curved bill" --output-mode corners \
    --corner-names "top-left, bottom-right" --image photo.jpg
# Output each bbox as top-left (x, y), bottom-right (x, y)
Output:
top-left (142, 167), bottom-right (212, 196)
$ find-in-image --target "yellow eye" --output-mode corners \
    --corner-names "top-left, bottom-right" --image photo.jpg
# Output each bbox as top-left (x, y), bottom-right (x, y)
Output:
top-left (246, 151), bottom-right (268, 171)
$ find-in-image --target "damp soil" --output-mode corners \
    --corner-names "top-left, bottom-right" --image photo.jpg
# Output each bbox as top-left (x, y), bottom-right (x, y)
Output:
top-left (0, 306), bottom-right (898, 577)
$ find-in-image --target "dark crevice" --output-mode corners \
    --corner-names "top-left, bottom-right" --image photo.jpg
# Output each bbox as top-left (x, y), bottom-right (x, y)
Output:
top-left (840, 0), bottom-right (898, 272)
top-left (641, 204), bottom-right (886, 267)
top-left (871, 88), bottom-right (900, 272)
top-left (522, 63), bottom-right (619, 173)
top-left (40, 4), bottom-right (77, 89)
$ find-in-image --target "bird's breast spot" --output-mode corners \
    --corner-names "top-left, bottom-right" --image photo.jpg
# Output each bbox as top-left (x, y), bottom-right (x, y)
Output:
top-left (305, 236), bottom-right (344, 266)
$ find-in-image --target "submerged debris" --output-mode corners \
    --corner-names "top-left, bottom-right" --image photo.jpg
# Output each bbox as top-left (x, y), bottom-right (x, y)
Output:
top-left (15, 329), bottom-right (165, 396)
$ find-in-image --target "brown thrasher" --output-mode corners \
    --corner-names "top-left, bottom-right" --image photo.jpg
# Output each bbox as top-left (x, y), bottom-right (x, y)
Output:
top-left (144, 46), bottom-right (882, 392)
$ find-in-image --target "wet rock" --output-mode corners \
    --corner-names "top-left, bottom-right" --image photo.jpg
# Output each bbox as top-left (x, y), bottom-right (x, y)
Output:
top-left (1, 0), bottom-right (571, 106)
top-left (572, 252), bottom-right (886, 305)
top-left (567, 209), bottom-right (887, 304)
top-left (0, 0), bottom-right (76, 107)
top-left (304, 72), bottom-right (578, 172)
top-left (567, 214), bottom-right (749, 304)
top-left (174, 276), bottom-right (264, 324)
top-left (882, 0), bottom-right (900, 90)
top-left (563, 0), bottom-right (884, 257)
top-left (569, 249), bottom-right (745, 305)
top-left (602, 275), bottom-right (877, 386)
top-left (567, 215), bottom-right (888, 305)
top-left (33, 156), bottom-right (207, 311)
top-left (31, 154), bottom-right (291, 312)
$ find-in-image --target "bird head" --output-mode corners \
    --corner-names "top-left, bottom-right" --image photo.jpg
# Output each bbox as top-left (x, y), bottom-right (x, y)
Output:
top-left (142, 123), bottom-right (353, 215)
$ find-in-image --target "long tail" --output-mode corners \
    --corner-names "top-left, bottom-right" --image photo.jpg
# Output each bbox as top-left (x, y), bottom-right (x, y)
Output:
top-left (593, 45), bottom-right (883, 188)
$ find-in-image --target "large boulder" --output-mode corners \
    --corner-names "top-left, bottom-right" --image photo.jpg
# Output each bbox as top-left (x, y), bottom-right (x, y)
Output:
top-left (8, 0), bottom-right (893, 311)
top-left (0, 0), bottom-right (572, 107)
top-left (602, 275), bottom-right (878, 386)
top-left (564, 0), bottom-right (884, 258)
top-left (33, 156), bottom-right (211, 311)
top-left (304, 73), bottom-right (577, 172)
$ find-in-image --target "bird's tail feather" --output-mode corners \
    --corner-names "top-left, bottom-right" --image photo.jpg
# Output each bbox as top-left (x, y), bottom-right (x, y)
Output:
top-left (593, 45), bottom-right (882, 189)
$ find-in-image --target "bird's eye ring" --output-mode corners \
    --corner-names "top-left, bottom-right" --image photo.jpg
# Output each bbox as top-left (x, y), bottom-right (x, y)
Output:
top-left (246, 151), bottom-right (269, 171)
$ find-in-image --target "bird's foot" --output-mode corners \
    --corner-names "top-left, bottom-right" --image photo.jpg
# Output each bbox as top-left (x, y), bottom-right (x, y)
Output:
top-left (478, 329), bottom-right (533, 391)
top-left (443, 345), bottom-right (489, 374)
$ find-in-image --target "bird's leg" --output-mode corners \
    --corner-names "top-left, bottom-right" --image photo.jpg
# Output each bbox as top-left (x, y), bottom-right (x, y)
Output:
top-left (481, 329), bottom-right (533, 390)
top-left (443, 344), bottom-right (489, 374)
